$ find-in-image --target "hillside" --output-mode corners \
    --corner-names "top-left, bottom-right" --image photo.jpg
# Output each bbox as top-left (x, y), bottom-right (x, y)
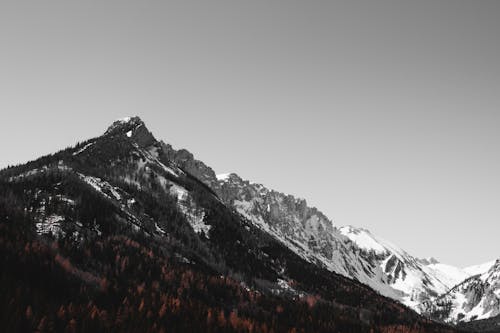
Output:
top-left (0, 117), bottom-right (461, 332)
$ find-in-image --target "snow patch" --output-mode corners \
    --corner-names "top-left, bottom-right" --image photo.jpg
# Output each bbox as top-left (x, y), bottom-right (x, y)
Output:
top-left (272, 279), bottom-right (298, 295)
top-left (155, 223), bottom-right (166, 235)
top-left (216, 173), bottom-right (232, 181)
top-left (73, 142), bottom-right (94, 156)
top-left (340, 226), bottom-right (388, 254)
top-left (78, 174), bottom-right (122, 201)
top-left (133, 144), bottom-right (181, 177)
top-left (169, 184), bottom-right (211, 237)
top-left (36, 215), bottom-right (65, 237)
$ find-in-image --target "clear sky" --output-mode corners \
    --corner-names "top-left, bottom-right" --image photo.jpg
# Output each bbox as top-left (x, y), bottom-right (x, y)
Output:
top-left (1, 1), bottom-right (499, 267)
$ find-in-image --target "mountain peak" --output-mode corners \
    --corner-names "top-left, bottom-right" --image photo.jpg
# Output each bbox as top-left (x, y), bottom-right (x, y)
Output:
top-left (105, 116), bottom-right (144, 134)
top-left (103, 116), bottom-right (156, 147)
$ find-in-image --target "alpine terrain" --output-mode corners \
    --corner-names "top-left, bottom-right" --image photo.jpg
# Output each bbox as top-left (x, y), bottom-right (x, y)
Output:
top-left (160, 123), bottom-right (500, 323)
top-left (421, 260), bottom-right (500, 328)
top-left (156, 118), bottom-right (500, 330)
top-left (0, 116), bottom-right (494, 332)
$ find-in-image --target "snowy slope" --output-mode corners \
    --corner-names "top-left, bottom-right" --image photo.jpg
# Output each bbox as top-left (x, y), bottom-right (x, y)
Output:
top-left (216, 174), bottom-right (471, 310)
top-left (216, 173), bottom-right (404, 301)
top-left (426, 263), bottom-right (470, 290)
top-left (339, 226), bottom-right (463, 309)
top-left (464, 261), bottom-right (496, 276)
top-left (339, 226), bottom-right (388, 253)
top-left (127, 123), bottom-right (494, 321)
top-left (422, 260), bottom-right (500, 323)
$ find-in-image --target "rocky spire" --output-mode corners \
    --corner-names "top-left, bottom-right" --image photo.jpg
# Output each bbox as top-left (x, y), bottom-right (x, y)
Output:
top-left (104, 116), bottom-right (156, 148)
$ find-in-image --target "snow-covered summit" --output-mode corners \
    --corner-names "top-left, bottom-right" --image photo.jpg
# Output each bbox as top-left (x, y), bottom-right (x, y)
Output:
top-left (104, 116), bottom-right (145, 135)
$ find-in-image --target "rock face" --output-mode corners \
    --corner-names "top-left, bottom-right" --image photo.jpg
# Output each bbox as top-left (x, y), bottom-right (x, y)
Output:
top-left (160, 142), bottom-right (220, 190)
top-left (104, 116), bottom-right (156, 148)
top-left (213, 174), bottom-right (463, 309)
top-left (421, 260), bottom-right (500, 323)
top-left (216, 173), bottom-right (342, 269)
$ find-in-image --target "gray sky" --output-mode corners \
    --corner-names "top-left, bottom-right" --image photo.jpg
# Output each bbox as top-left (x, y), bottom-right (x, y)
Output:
top-left (1, 0), bottom-right (499, 267)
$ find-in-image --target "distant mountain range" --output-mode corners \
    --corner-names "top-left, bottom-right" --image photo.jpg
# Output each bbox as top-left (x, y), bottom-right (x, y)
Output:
top-left (0, 116), bottom-right (497, 332)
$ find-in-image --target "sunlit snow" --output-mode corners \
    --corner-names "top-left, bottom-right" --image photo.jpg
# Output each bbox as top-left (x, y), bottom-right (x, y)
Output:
top-left (464, 261), bottom-right (496, 276)
top-left (216, 173), bottom-right (231, 181)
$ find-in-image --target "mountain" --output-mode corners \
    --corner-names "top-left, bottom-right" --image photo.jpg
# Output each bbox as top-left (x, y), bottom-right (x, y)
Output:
top-left (146, 122), bottom-right (500, 322)
top-left (338, 226), bottom-right (469, 308)
top-left (421, 260), bottom-right (500, 324)
top-left (153, 154), bottom-right (459, 309)
top-left (214, 173), bottom-right (459, 308)
top-left (0, 116), bottom-right (459, 332)
top-left (156, 127), bottom-right (500, 329)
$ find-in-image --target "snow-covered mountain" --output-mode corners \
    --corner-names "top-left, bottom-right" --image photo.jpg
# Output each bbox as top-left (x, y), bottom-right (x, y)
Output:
top-left (156, 137), bottom-right (499, 318)
top-left (68, 116), bottom-right (498, 324)
top-left (217, 173), bottom-right (448, 306)
top-left (2, 116), bottom-right (462, 332)
top-left (214, 173), bottom-right (405, 301)
top-left (422, 260), bottom-right (500, 324)
top-left (214, 173), bottom-right (500, 321)
top-left (338, 226), bottom-right (471, 308)
top-left (3, 116), bottom-right (497, 331)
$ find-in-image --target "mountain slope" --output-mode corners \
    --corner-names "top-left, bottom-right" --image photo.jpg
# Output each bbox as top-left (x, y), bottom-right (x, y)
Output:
top-left (0, 116), bottom-right (459, 332)
top-left (214, 173), bottom-right (477, 309)
top-left (338, 226), bottom-right (467, 308)
top-left (463, 261), bottom-right (496, 277)
top-left (422, 260), bottom-right (500, 324)
top-left (154, 136), bottom-right (486, 312)
top-left (144, 121), bottom-right (500, 327)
